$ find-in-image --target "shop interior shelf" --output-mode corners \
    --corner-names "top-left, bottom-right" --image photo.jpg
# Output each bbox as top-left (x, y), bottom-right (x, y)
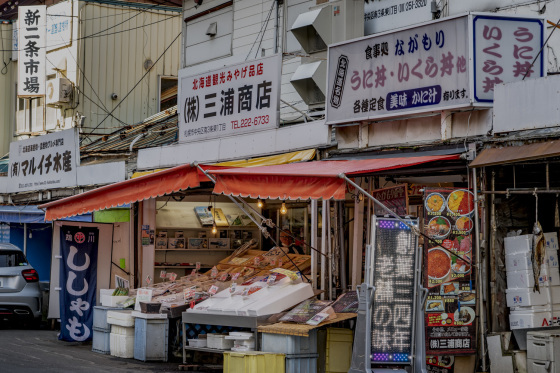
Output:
top-left (184, 345), bottom-right (229, 354)
top-left (155, 249), bottom-right (235, 252)
top-left (157, 226), bottom-right (260, 230)
top-left (154, 265), bottom-right (212, 269)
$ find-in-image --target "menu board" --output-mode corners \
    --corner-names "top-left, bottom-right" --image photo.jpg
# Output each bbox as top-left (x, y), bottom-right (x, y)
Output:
top-left (423, 188), bottom-right (476, 355)
top-left (427, 356), bottom-right (455, 373)
top-left (371, 217), bottom-right (418, 364)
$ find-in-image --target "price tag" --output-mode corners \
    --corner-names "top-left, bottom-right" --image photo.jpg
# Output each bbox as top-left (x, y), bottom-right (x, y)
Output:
top-left (241, 287), bottom-right (250, 297)
top-left (211, 266), bottom-right (218, 278)
top-left (190, 268), bottom-right (197, 276)
top-left (231, 272), bottom-right (241, 281)
top-left (184, 287), bottom-right (195, 300)
top-left (278, 259), bottom-right (283, 267)
top-left (267, 274), bottom-right (277, 287)
top-left (190, 300), bottom-right (195, 309)
top-left (218, 273), bottom-right (228, 282)
top-left (145, 275), bottom-right (152, 285)
top-left (254, 257), bottom-right (261, 266)
top-left (167, 272), bottom-right (177, 282)
top-left (208, 285), bottom-right (219, 295)
top-left (269, 257), bottom-right (277, 267)
top-left (196, 262), bottom-right (201, 270)
top-left (159, 270), bottom-right (167, 279)
top-left (229, 282), bottom-right (237, 294)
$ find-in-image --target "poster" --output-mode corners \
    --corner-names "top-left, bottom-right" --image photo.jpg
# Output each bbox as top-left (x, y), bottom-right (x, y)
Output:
top-left (427, 356), bottom-right (455, 373)
top-left (59, 225), bottom-right (98, 342)
top-left (424, 188), bottom-right (476, 355)
top-left (372, 184), bottom-right (408, 216)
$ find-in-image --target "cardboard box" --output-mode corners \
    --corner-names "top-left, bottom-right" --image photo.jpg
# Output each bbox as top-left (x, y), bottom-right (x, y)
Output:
top-left (168, 238), bottom-right (186, 249)
top-left (505, 235), bottom-right (533, 256)
top-left (208, 238), bottom-right (230, 250)
top-left (507, 268), bottom-right (560, 289)
top-left (155, 238), bottom-right (167, 250)
top-left (188, 238), bottom-right (207, 250)
top-left (506, 286), bottom-right (560, 308)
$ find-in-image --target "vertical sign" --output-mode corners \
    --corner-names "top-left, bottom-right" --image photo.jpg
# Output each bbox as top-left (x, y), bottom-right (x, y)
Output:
top-left (12, 22), bottom-right (18, 61)
top-left (473, 15), bottom-right (544, 102)
top-left (0, 224), bottom-right (10, 244)
top-left (178, 54), bottom-right (281, 143)
top-left (371, 217), bottom-right (418, 364)
top-left (423, 188), bottom-right (476, 355)
top-left (8, 128), bottom-right (79, 193)
top-left (18, 6), bottom-right (47, 97)
top-left (59, 225), bottom-right (98, 342)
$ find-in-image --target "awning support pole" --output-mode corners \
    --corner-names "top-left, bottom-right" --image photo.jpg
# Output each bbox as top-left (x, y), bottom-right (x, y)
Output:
top-left (321, 199), bottom-right (328, 300)
top-left (472, 167), bottom-right (487, 372)
top-left (311, 200), bottom-right (318, 290)
top-left (195, 164), bottom-right (310, 282)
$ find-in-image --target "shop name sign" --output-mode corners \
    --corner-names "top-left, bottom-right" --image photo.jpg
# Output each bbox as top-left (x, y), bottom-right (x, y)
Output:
top-left (8, 128), bottom-right (79, 193)
top-left (364, 0), bottom-right (432, 35)
top-left (18, 6), bottom-right (47, 97)
top-left (326, 13), bottom-right (544, 125)
top-left (178, 54), bottom-right (281, 143)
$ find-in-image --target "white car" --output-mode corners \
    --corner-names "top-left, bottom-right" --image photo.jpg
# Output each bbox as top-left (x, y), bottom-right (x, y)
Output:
top-left (0, 243), bottom-right (42, 327)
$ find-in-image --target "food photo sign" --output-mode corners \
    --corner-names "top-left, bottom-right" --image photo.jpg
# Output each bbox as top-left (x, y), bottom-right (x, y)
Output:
top-left (423, 188), bottom-right (476, 355)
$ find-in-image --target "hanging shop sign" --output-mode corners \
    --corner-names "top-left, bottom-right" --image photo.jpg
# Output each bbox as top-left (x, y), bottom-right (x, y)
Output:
top-left (364, 0), bottom-right (433, 35)
top-left (371, 217), bottom-right (419, 364)
top-left (59, 225), bottom-right (99, 342)
top-left (372, 184), bottom-right (408, 216)
top-left (423, 188), bottom-right (476, 355)
top-left (326, 13), bottom-right (544, 125)
top-left (8, 128), bottom-right (79, 193)
top-left (18, 5), bottom-right (47, 97)
top-left (46, 1), bottom-right (72, 52)
top-left (178, 54), bottom-right (281, 143)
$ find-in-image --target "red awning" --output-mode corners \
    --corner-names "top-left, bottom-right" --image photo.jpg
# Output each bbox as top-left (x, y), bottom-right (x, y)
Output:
top-left (39, 164), bottom-right (202, 221)
top-left (210, 154), bottom-right (460, 200)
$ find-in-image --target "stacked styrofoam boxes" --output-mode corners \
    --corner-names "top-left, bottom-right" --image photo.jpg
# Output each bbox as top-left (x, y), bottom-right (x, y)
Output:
top-left (527, 330), bottom-right (560, 373)
top-left (107, 310), bottom-right (135, 358)
top-left (505, 233), bottom-right (560, 329)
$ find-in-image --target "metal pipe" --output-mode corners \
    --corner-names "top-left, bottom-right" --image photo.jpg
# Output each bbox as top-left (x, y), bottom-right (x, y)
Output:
top-left (321, 199), bottom-right (328, 300)
top-left (482, 189), bottom-right (560, 194)
top-left (490, 170), bottom-right (497, 332)
top-left (327, 200), bottom-right (333, 300)
top-left (311, 199), bottom-right (318, 290)
top-left (273, 0), bottom-right (279, 54)
top-left (473, 167), bottom-right (487, 372)
top-left (338, 201), bottom-right (347, 292)
top-left (23, 223), bottom-right (27, 256)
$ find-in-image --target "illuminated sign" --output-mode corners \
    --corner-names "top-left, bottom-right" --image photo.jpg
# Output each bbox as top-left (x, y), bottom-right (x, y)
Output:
top-left (371, 217), bottom-right (419, 364)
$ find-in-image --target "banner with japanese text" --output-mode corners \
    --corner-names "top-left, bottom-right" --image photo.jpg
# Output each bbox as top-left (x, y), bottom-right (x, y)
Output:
top-left (8, 128), bottom-right (79, 193)
top-left (178, 54), bottom-right (281, 143)
top-left (423, 188), bottom-right (476, 355)
top-left (18, 6), bottom-right (46, 97)
top-left (59, 225), bottom-right (98, 342)
top-left (327, 13), bottom-right (544, 125)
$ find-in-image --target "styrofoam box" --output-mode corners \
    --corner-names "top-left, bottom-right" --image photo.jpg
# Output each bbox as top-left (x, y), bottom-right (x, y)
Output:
top-left (92, 328), bottom-right (111, 354)
top-left (527, 330), bottom-right (560, 362)
top-left (545, 232), bottom-right (559, 251)
top-left (507, 268), bottom-right (560, 289)
top-left (527, 358), bottom-right (559, 373)
top-left (505, 235), bottom-right (533, 255)
top-left (506, 250), bottom-right (559, 272)
top-left (507, 286), bottom-right (560, 307)
top-left (110, 333), bottom-right (135, 358)
top-left (111, 325), bottom-right (135, 337)
top-left (509, 305), bottom-right (560, 329)
top-left (207, 334), bottom-right (234, 350)
top-left (100, 289), bottom-right (129, 307)
top-left (107, 310), bottom-right (135, 327)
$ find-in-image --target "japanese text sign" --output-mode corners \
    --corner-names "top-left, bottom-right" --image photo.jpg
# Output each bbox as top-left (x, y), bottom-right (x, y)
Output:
top-left (364, 0), bottom-right (432, 35)
top-left (8, 128), bottom-right (79, 193)
top-left (178, 54), bottom-right (281, 143)
top-left (372, 184), bottom-right (409, 216)
top-left (473, 14), bottom-right (544, 102)
top-left (59, 225), bottom-right (98, 342)
top-left (370, 217), bottom-right (418, 364)
top-left (47, 1), bottom-right (72, 52)
top-left (327, 13), bottom-right (545, 125)
top-left (18, 6), bottom-right (46, 97)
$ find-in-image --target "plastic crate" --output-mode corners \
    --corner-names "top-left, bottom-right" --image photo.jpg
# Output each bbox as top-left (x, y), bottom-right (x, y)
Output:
top-left (134, 318), bottom-right (168, 362)
top-left (261, 330), bottom-right (317, 355)
top-left (93, 306), bottom-right (123, 332)
top-left (286, 353), bottom-right (318, 373)
top-left (224, 351), bottom-right (285, 373)
top-left (325, 328), bottom-right (353, 372)
top-left (92, 328), bottom-right (111, 354)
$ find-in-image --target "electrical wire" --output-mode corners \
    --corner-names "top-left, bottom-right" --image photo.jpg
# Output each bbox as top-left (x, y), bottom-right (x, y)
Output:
top-left (245, 0), bottom-right (275, 61)
top-left (81, 31), bottom-right (181, 142)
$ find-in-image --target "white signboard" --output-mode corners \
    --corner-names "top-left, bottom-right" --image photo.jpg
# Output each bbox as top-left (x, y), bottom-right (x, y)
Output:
top-left (178, 54), bottom-right (281, 143)
top-left (47, 2), bottom-right (72, 51)
top-left (326, 13), bottom-right (545, 125)
top-left (18, 6), bottom-right (47, 97)
top-left (364, 0), bottom-right (433, 35)
top-left (328, 16), bottom-right (470, 125)
top-left (8, 128), bottom-right (79, 193)
top-left (473, 14), bottom-right (544, 102)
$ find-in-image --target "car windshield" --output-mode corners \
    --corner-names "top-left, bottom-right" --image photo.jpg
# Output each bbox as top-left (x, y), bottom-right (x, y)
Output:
top-left (0, 250), bottom-right (28, 267)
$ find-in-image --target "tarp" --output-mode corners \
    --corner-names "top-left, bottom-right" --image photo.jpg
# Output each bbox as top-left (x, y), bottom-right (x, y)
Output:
top-left (39, 164), bottom-right (201, 221)
top-left (210, 154), bottom-right (460, 200)
top-left (470, 140), bottom-right (560, 168)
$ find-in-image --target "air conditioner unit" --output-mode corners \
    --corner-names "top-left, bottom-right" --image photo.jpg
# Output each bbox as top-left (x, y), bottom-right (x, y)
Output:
top-left (46, 77), bottom-right (72, 105)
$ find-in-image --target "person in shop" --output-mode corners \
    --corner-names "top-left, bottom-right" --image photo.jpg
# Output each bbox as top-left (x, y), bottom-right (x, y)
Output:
top-left (279, 225), bottom-right (305, 255)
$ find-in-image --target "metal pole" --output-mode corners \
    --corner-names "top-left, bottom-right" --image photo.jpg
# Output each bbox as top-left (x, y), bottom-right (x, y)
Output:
top-left (490, 171), bottom-right (497, 332)
top-left (23, 223), bottom-right (27, 255)
top-left (338, 201), bottom-right (347, 291)
top-left (473, 167), bottom-right (487, 372)
top-left (311, 200), bottom-right (318, 290)
top-left (273, 0), bottom-right (279, 54)
top-left (327, 200), bottom-right (333, 300)
top-left (321, 199), bottom-right (328, 300)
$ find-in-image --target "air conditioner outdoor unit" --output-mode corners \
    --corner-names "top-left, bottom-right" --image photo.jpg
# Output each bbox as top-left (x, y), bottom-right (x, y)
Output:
top-left (46, 77), bottom-right (72, 105)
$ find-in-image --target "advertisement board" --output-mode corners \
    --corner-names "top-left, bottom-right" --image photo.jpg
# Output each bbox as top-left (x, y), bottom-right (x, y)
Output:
top-left (8, 128), bottom-right (79, 193)
top-left (327, 13), bottom-right (545, 125)
top-left (364, 0), bottom-right (433, 35)
top-left (178, 54), bottom-right (281, 143)
top-left (18, 6), bottom-right (47, 97)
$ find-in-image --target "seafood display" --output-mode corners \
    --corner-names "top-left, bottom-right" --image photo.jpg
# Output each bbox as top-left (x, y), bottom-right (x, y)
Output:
top-left (447, 190), bottom-right (475, 215)
top-left (427, 248), bottom-right (451, 279)
top-left (427, 217), bottom-right (451, 239)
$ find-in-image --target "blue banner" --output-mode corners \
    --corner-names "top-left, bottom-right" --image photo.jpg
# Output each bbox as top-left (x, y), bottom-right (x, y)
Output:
top-left (59, 225), bottom-right (98, 342)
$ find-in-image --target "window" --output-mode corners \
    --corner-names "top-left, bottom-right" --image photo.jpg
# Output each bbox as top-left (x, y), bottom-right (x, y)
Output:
top-left (0, 250), bottom-right (27, 267)
top-left (16, 95), bottom-right (45, 134)
top-left (159, 76), bottom-right (178, 111)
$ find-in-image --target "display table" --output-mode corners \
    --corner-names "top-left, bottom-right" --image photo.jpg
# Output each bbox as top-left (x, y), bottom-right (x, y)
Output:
top-left (181, 312), bottom-right (272, 364)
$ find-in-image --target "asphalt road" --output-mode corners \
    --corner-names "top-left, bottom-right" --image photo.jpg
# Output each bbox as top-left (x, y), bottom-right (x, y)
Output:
top-left (0, 322), bottom-right (182, 372)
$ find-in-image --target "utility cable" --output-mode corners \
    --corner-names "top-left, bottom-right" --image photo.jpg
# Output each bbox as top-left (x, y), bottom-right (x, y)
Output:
top-left (245, 0), bottom-right (275, 61)
top-left (522, 17), bottom-right (560, 80)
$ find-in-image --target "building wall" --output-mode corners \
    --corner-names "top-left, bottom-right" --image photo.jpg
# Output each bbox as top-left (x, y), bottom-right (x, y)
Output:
top-left (0, 22), bottom-right (15, 157)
